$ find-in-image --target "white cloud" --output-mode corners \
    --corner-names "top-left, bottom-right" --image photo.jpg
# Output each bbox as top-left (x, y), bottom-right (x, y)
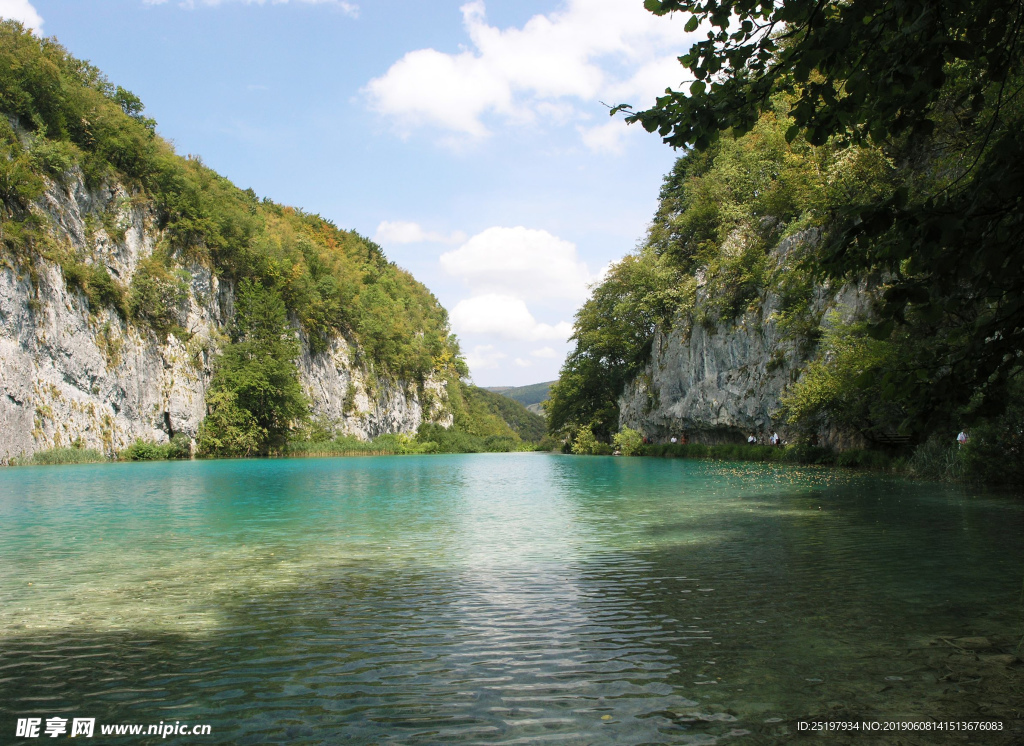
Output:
top-left (145, 0), bottom-right (359, 17)
top-left (441, 226), bottom-right (596, 302)
top-left (514, 358), bottom-right (533, 368)
top-left (0, 0), bottom-right (43, 31)
top-left (579, 119), bottom-right (632, 154)
top-left (364, 0), bottom-right (699, 143)
top-left (464, 344), bottom-right (506, 371)
top-left (364, 47), bottom-right (511, 138)
top-left (530, 346), bottom-right (560, 359)
top-left (450, 294), bottom-right (572, 342)
top-left (373, 220), bottom-right (466, 246)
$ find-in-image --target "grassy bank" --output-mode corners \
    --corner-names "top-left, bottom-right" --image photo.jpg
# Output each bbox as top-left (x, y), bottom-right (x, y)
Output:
top-left (11, 446), bottom-right (107, 466)
top-left (287, 424), bottom-right (541, 457)
top-left (8, 424), bottom-right (547, 466)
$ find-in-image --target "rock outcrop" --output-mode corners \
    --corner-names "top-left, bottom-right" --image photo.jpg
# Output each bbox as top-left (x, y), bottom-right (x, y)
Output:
top-left (0, 171), bottom-right (450, 463)
top-left (618, 231), bottom-right (872, 448)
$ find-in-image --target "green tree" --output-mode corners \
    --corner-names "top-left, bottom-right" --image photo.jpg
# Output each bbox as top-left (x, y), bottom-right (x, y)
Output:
top-left (547, 252), bottom-right (684, 439)
top-left (197, 390), bottom-right (265, 458)
top-left (199, 280), bottom-right (308, 455)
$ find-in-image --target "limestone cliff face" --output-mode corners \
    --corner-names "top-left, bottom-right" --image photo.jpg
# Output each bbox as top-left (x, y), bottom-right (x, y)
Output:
top-left (618, 231), bottom-right (872, 448)
top-left (0, 172), bottom-right (451, 463)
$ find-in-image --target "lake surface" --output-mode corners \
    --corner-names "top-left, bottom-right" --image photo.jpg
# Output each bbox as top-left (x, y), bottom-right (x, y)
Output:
top-left (1, 454), bottom-right (1022, 744)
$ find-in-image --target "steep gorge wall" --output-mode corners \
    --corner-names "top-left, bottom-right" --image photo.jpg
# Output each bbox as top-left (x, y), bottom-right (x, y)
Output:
top-left (618, 232), bottom-right (872, 449)
top-left (0, 172), bottom-right (450, 463)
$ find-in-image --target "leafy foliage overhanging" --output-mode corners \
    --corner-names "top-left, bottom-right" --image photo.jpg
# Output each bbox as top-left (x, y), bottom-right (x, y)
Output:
top-left (606, 0), bottom-right (1024, 433)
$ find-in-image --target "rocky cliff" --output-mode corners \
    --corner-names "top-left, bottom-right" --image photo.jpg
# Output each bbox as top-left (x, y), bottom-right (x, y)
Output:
top-left (618, 231), bottom-right (872, 448)
top-left (0, 172), bottom-right (451, 463)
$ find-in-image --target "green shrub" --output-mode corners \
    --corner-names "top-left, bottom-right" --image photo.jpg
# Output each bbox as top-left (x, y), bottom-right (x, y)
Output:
top-left (121, 435), bottom-right (190, 460)
top-left (783, 443), bottom-right (836, 465)
top-left (28, 136), bottom-right (78, 176)
top-left (571, 426), bottom-right (600, 455)
top-left (288, 434), bottom-right (404, 456)
top-left (122, 439), bottom-right (166, 460)
top-left (128, 255), bottom-right (189, 334)
top-left (0, 148), bottom-right (44, 210)
top-left (639, 440), bottom-right (885, 468)
top-left (535, 434), bottom-right (560, 451)
top-left (60, 258), bottom-right (128, 315)
top-left (613, 427), bottom-right (644, 455)
top-left (166, 433), bottom-right (191, 459)
top-left (416, 423), bottom-right (484, 454)
top-left (483, 435), bottom-right (520, 452)
top-left (906, 436), bottom-right (964, 482)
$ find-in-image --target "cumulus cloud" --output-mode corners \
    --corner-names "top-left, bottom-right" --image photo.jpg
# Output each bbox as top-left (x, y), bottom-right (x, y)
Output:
top-left (464, 344), bottom-right (506, 371)
top-left (374, 220), bottom-right (466, 246)
top-left (144, 0), bottom-right (359, 16)
top-left (0, 0), bottom-right (43, 31)
top-left (579, 119), bottom-right (632, 154)
top-left (364, 0), bottom-right (697, 142)
top-left (530, 346), bottom-right (560, 359)
top-left (450, 294), bottom-right (572, 342)
top-left (441, 226), bottom-right (596, 302)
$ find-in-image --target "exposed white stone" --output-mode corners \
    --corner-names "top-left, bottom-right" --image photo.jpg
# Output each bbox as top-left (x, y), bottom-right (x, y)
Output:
top-left (618, 230), bottom-right (872, 448)
top-left (0, 173), bottom-right (450, 463)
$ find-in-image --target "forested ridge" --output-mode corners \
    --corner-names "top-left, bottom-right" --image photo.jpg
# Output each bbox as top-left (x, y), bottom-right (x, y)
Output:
top-left (549, 0), bottom-right (1024, 485)
top-left (0, 21), bottom-right (544, 459)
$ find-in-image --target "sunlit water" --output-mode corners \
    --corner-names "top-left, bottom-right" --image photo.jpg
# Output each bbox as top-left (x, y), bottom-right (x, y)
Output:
top-left (1, 454), bottom-right (1022, 744)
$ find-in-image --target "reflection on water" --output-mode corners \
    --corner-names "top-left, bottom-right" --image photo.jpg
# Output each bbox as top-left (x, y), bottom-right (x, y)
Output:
top-left (1, 454), bottom-right (1022, 744)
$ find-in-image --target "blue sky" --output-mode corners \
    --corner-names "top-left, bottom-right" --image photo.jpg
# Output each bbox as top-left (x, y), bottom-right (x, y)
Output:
top-left (4, 0), bottom-right (697, 386)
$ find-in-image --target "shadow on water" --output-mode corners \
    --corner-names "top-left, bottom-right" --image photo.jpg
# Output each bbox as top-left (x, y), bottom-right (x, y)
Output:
top-left (1, 454), bottom-right (1023, 744)
top-left (1, 563), bottom-right (714, 745)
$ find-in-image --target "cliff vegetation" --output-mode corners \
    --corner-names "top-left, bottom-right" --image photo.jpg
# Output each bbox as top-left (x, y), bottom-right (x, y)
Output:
top-left (550, 0), bottom-right (1024, 485)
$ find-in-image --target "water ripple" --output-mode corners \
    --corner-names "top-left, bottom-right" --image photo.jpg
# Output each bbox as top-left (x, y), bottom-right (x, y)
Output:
top-left (2, 455), bottom-right (1023, 743)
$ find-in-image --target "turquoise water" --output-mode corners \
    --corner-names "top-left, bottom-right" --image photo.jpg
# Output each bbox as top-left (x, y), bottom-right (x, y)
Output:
top-left (1, 454), bottom-right (1022, 744)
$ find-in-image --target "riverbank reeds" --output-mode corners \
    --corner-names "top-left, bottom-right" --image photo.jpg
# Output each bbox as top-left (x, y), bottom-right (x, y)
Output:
top-left (15, 446), bottom-right (106, 465)
top-left (286, 434), bottom-right (410, 457)
top-left (286, 427), bottom-right (537, 457)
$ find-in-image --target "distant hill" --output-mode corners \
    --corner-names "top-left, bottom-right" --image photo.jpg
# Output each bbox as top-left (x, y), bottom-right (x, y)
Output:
top-left (486, 381), bottom-right (555, 416)
top-left (463, 386), bottom-right (547, 443)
